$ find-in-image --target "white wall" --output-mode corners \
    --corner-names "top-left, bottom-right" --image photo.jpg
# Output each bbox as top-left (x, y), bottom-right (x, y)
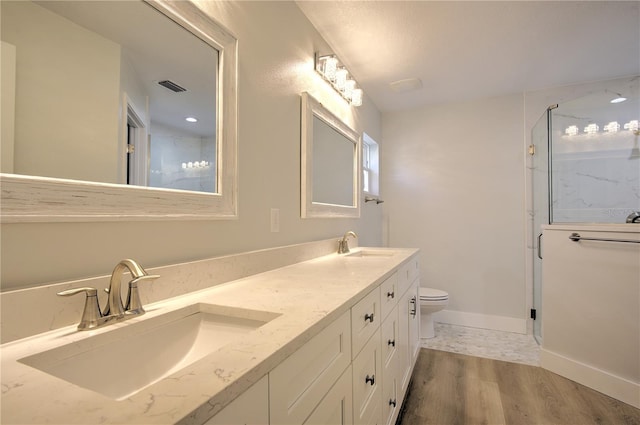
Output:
top-left (541, 225), bottom-right (639, 408)
top-left (382, 94), bottom-right (527, 330)
top-left (1, 1), bottom-right (121, 183)
top-left (0, 1), bottom-right (383, 290)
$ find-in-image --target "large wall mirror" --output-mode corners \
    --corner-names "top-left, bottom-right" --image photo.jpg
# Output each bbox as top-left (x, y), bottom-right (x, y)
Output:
top-left (301, 92), bottom-right (361, 218)
top-left (0, 0), bottom-right (237, 222)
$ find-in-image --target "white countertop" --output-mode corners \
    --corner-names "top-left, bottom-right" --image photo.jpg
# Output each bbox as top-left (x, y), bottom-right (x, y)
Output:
top-left (1, 247), bottom-right (418, 425)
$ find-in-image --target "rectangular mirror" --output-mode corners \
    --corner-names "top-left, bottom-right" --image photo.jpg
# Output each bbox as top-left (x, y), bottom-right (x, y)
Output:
top-left (0, 0), bottom-right (238, 222)
top-left (301, 92), bottom-right (361, 218)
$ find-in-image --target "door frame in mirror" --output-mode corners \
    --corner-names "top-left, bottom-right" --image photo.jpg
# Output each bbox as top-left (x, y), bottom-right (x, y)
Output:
top-left (300, 92), bottom-right (361, 218)
top-left (0, 0), bottom-right (237, 223)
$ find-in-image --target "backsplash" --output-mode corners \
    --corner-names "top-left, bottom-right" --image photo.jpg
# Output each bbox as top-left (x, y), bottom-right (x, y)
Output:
top-left (1, 237), bottom-right (352, 343)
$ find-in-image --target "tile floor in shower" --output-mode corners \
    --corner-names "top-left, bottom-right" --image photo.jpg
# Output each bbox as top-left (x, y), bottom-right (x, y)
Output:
top-left (421, 323), bottom-right (540, 366)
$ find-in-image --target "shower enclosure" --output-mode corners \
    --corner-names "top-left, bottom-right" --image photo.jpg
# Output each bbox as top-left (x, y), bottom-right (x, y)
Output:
top-left (531, 80), bottom-right (640, 343)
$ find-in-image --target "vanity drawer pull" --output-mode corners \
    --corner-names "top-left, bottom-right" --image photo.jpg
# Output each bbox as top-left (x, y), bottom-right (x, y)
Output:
top-left (389, 399), bottom-right (397, 407)
top-left (388, 339), bottom-right (395, 347)
top-left (387, 291), bottom-right (395, 299)
top-left (364, 313), bottom-right (374, 323)
top-left (365, 375), bottom-right (375, 386)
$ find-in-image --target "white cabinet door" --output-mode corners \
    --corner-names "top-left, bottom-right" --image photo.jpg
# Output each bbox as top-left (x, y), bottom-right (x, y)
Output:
top-left (304, 366), bottom-right (353, 425)
top-left (204, 375), bottom-right (269, 425)
top-left (270, 310), bottom-right (352, 425)
top-left (380, 306), bottom-right (399, 425)
top-left (397, 288), bottom-right (410, 397)
top-left (353, 328), bottom-right (382, 425)
top-left (352, 287), bottom-right (381, 358)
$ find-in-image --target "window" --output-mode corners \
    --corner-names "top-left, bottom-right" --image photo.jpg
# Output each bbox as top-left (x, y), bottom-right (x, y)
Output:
top-left (362, 133), bottom-right (379, 195)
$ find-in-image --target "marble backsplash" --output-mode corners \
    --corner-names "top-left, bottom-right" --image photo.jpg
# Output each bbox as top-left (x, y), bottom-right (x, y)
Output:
top-left (0, 237), bottom-right (351, 343)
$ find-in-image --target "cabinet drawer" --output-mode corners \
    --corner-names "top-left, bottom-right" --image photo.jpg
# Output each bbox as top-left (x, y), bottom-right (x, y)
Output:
top-left (353, 328), bottom-right (382, 425)
top-left (270, 311), bottom-right (352, 425)
top-left (304, 366), bottom-right (353, 425)
top-left (398, 256), bottom-right (419, 296)
top-left (351, 287), bottom-right (380, 357)
top-left (379, 273), bottom-right (398, 320)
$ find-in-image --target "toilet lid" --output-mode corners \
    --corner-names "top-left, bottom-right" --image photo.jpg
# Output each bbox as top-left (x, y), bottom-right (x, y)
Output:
top-left (419, 287), bottom-right (448, 300)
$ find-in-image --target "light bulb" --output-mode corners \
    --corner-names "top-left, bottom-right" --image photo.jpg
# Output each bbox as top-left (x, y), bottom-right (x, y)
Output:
top-left (351, 89), bottom-right (363, 106)
top-left (185, 117), bottom-right (198, 123)
top-left (624, 120), bottom-right (639, 132)
top-left (335, 68), bottom-right (348, 91)
top-left (323, 56), bottom-right (338, 81)
top-left (344, 79), bottom-right (356, 98)
top-left (604, 121), bottom-right (620, 133)
top-left (565, 125), bottom-right (579, 136)
top-left (610, 97), bottom-right (627, 104)
top-left (584, 123), bottom-right (599, 134)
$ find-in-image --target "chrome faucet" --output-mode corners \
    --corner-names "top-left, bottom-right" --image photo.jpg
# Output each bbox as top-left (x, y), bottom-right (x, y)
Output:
top-left (626, 211), bottom-right (640, 223)
top-left (57, 259), bottom-right (159, 330)
top-left (338, 231), bottom-right (358, 254)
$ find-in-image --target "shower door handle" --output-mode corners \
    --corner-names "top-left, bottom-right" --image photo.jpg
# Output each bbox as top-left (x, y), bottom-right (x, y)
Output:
top-left (537, 233), bottom-right (543, 260)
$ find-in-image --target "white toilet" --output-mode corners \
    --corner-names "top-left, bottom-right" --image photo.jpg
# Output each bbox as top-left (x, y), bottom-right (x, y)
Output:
top-left (419, 287), bottom-right (449, 339)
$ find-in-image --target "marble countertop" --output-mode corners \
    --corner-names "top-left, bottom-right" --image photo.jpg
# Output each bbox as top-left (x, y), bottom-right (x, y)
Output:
top-left (1, 247), bottom-right (418, 425)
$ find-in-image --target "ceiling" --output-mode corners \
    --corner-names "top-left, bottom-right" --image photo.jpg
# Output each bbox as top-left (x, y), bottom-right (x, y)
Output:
top-left (296, 1), bottom-right (640, 113)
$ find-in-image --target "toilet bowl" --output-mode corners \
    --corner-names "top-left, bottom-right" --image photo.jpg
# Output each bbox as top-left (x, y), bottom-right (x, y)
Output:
top-left (419, 287), bottom-right (449, 339)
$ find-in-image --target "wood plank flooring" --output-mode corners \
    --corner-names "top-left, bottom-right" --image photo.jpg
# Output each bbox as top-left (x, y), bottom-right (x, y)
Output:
top-left (399, 348), bottom-right (640, 425)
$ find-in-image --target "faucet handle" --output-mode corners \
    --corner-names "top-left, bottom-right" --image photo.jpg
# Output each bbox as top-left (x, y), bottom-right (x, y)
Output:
top-left (57, 287), bottom-right (102, 330)
top-left (125, 274), bottom-right (160, 315)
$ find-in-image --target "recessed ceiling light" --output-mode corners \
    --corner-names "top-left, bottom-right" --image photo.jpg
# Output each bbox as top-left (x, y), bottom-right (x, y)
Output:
top-left (610, 97), bottom-right (627, 104)
top-left (185, 117), bottom-right (198, 123)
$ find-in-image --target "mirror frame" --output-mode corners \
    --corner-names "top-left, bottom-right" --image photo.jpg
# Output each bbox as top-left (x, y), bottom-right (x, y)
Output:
top-left (300, 92), bottom-right (361, 218)
top-left (0, 0), bottom-right (237, 223)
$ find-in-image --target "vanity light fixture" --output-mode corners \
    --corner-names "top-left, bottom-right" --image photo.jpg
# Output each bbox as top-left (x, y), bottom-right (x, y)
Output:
top-left (315, 52), bottom-right (363, 107)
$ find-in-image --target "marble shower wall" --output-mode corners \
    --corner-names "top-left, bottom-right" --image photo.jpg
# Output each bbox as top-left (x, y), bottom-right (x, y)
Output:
top-left (550, 86), bottom-right (640, 223)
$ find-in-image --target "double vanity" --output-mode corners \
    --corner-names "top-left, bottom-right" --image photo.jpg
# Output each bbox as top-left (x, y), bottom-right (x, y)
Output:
top-left (1, 242), bottom-right (420, 425)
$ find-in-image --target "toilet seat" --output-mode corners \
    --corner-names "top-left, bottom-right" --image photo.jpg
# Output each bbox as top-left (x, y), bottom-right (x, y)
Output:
top-left (419, 287), bottom-right (448, 301)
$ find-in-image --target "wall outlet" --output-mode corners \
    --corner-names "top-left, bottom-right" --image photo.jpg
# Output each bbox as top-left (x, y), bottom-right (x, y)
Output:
top-left (270, 208), bottom-right (280, 233)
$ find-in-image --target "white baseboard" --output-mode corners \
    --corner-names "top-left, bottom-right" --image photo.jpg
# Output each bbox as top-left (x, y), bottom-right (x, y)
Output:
top-left (540, 348), bottom-right (640, 409)
top-left (433, 309), bottom-right (527, 334)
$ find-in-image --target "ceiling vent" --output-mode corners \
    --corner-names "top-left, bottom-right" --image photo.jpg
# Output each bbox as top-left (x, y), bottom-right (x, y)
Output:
top-left (158, 80), bottom-right (186, 93)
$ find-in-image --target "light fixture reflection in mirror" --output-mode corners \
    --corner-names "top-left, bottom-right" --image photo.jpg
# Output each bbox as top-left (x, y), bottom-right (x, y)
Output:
top-left (0, 0), bottom-right (238, 222)
top-left (301, 92), bottom-right (361, 219)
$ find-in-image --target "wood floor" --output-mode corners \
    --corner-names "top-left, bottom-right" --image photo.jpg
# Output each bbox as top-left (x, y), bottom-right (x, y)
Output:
top-left (399, 348), bottom-right (640, 425)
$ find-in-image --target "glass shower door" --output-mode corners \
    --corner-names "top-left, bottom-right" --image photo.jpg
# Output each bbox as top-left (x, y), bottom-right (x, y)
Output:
top-left (531, 110), bottom-right (551, 344)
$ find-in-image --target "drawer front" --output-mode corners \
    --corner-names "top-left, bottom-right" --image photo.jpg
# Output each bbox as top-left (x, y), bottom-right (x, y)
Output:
top-left (380, 306), bottom-right (398, 368)
top-left (379, 273), bottom-right (398, 320)
top-left (398, 256), bottom-right (419, 296)
top-left (304, 366), bottom-right (353, 425)
top-left (353, 328), bottom-right (382, 425)
top-left (351, 287), bottom-right (381, 357)
top-left (270, 311), bottom-right (352, 425)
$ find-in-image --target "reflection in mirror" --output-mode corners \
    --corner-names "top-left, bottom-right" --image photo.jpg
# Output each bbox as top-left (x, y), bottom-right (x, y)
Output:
top-left (312, 115), bottom-right (355, 206)
top-left (0, 0), bottom-right (238, 222)
top-left (301, 92), bottom-right (361, 218)
top-left (1, 0), bottom-right (217, 194)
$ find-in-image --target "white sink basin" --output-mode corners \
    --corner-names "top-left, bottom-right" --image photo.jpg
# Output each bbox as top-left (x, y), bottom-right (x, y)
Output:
top-left (19, 303), bottom-right (280, 400)
top-left (346, 250), bottom-right (396, 258)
